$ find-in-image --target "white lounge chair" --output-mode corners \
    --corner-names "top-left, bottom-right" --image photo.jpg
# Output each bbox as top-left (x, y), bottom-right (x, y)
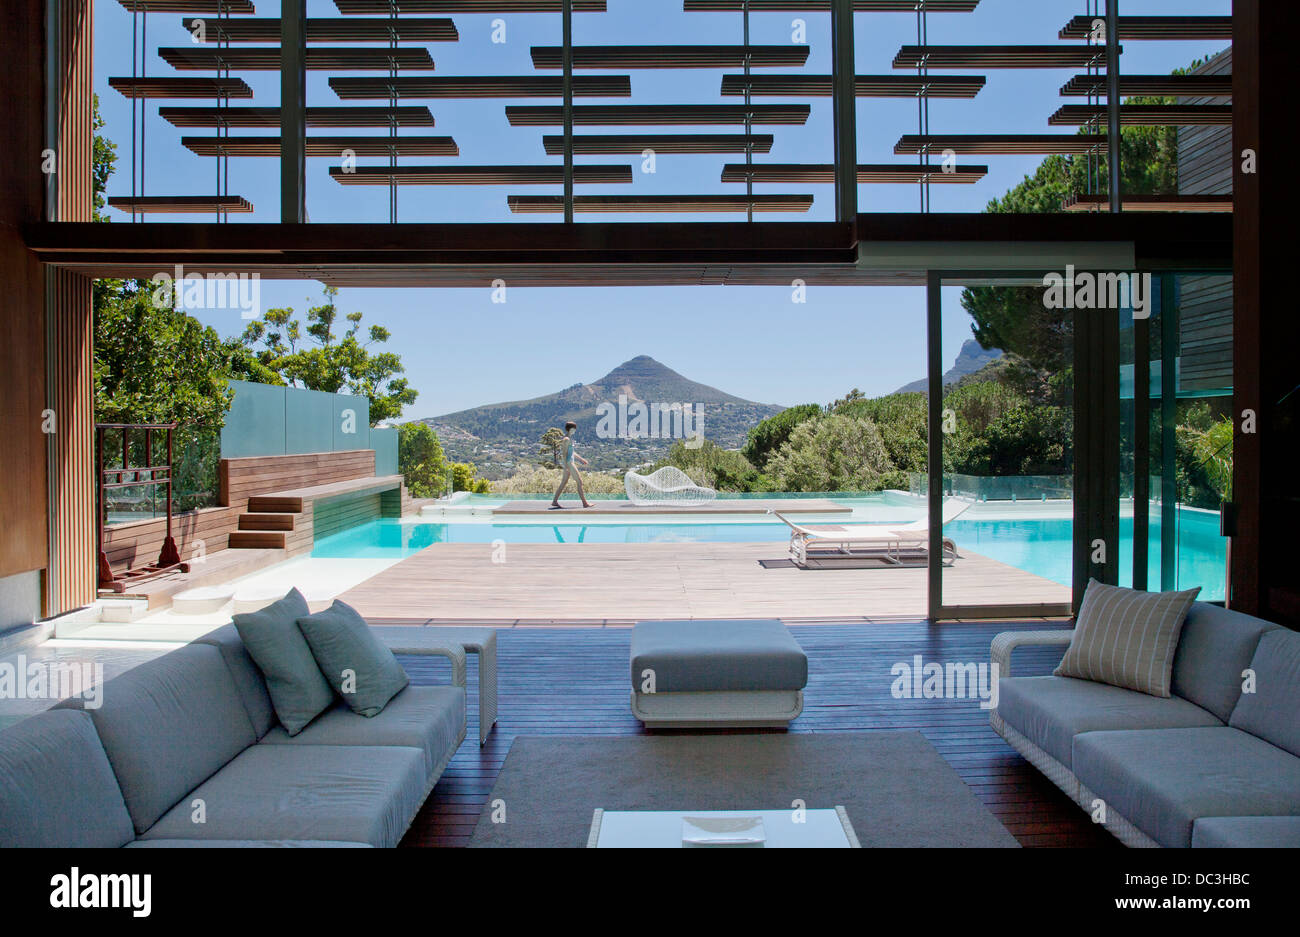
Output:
top-left (770, 497), bottom-right (972, 567)
top-left (624, 466), bottom-right (717, 507)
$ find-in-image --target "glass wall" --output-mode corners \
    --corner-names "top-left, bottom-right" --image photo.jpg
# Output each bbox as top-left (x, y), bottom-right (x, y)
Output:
top-left (1121, 273), bottom-right (1232, 602)
top-left (934, 277), bottom-right (1074, 615)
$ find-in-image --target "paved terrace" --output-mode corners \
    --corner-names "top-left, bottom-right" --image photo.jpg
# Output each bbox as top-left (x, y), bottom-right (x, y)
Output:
top-left (336, 542), bottom-right (1069, 622)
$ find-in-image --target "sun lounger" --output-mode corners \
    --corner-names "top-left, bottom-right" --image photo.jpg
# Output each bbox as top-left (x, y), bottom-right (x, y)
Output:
top-left (770, 498), bottom-right (972, 567)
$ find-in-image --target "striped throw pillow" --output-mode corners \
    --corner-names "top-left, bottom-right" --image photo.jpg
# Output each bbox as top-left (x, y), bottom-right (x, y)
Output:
top-left (1055, 580), bottom-right (1202, 697)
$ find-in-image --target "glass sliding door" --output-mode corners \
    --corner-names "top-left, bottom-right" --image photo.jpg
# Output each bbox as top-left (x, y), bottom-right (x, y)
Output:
top-left (927, 272), bottom-right (1074, 620)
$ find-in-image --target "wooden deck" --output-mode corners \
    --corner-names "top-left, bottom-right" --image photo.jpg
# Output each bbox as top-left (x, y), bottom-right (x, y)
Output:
top-left (391, 621), bottom-right (1115, 848)
top-left (336, 541), bottom-right (1070, 622)
top-left (103, 545), bottom-right (285, 610)
top-left (493, 498), bottom-right (851, 515)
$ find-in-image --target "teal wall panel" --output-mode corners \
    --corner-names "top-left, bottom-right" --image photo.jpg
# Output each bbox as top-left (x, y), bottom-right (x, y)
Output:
top-left (333, 394), bottom-right (371, 453)
top-left (285, 388), bottom-right (337, 455)
top-left (372, 427), bottom-right (398, 476)
top-left (220, 381), bottom-right (286, 458)
top-left (221, 381), bottom-right (376, 460)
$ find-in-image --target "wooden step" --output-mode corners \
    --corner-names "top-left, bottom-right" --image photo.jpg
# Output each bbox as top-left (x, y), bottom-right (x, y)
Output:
top-left (228, 531), bottom-right (287, 549)
top-left (239, 512), bottom-right (298, 531)
top-left (247, 495), bottom-right (305, 513)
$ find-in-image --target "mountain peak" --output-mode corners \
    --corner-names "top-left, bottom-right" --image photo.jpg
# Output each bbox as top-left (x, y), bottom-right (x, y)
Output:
top-left (893, 340), bottom-right (1003, 395)
top-left (598, 355), bottom-right (680, 384)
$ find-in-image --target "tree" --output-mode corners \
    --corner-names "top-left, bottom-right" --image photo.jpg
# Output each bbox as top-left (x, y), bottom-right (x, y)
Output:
top-left (94, 285), bottom-right (237, 427)
top-left (398, 422), bottom-right (448, 498)
top-left (740, 404), bottom-right (822, 470)
top-left (836, 393), bottom-right (927, 477)
top-left (767, 414), bottom-right (895, 492)
top-left (450, 462), bottom-right (491, 494)
top-left (539, 427), bottom-right (566, 466)
top-left (959, 403), bottom-right (1071, 477)
top-left (653, 438), bottom-right (759, 491)
top-left (238, 286), bottom-right (418, 426)
top-left (92, 94), bottom-right (118, 224)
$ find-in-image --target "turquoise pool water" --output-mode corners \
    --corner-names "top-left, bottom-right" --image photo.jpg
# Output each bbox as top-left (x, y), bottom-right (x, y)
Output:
top-left (312, 501), bottom-right (1227, 601)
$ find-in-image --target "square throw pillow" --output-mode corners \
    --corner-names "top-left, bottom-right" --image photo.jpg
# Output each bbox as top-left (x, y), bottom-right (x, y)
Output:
top-left (231, 588), bottom-right (335, 736)
top-left (1055, 580), bottom-right (1201, 698)
top-left (297, 600), bottom-right (410, 717)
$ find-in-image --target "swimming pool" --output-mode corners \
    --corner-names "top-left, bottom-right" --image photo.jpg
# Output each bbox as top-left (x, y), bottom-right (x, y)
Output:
top-left (311, 494), bottom-right (1228, 601)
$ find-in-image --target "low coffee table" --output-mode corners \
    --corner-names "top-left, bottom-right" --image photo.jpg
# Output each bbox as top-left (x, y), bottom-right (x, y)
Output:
top-left (588, 807), bottom-right (859, 848)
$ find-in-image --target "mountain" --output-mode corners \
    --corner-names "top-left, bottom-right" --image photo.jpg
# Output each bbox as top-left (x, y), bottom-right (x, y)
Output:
top-left (894, 340), bottom-right (1003, 394)
top-left (420, 356), bottom-right (783, 477)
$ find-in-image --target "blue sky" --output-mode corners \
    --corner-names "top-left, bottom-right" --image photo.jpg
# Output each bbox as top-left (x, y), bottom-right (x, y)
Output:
top-left (93, 0), bottom-right (1230, 418)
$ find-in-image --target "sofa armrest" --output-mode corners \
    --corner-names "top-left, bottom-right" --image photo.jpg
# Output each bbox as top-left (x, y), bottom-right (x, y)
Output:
top-left (384, 641), bottom-right (467, 689)
top-left (990, 630), bottom-right (1074, 677)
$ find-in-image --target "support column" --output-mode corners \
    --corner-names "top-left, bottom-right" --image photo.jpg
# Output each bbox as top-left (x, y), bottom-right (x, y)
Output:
top-left (831, 0), bottom-right (857, 223)
top-left (562, 0), bottom-right (574, 223)
top-left (281, 0), bottom-right (307, 224)
top-left (1232, 0), bottom-right (1298, 623)
top-left (1105, 0), bottom-right (1122, 212)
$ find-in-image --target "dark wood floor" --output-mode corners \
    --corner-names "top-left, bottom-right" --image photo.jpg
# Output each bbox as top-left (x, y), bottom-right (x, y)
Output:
top-left (390, 619), bottom-right (1119, 848)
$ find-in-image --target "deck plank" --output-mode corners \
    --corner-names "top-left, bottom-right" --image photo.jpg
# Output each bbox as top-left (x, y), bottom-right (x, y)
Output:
top-left (337, 541), bottom-right (1069, 621)
top-left (394, 621), bottom-right (1115, 849)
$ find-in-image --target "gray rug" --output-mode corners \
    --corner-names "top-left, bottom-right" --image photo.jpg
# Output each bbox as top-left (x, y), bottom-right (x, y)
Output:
top-left (468, 732), bottom-right (1018, 848)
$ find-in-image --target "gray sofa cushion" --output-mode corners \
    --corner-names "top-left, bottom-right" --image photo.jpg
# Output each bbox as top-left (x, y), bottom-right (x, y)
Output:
top-left (58, 644), bottom-right (257, 835)
top-left (297, 600), bottom-right (410, 717)
top-left (260, 685), bottom-right (466, 776)
top-left (1072, 727), bottom-right (1300, 848)
top-left (0, 710), bottom-right (135, 848)
top-left (630, 619), bottom-right (808, 693)
top-left (139, 743), bottom-right (429, 848)
top-left (232, 588), bottom-right (335, 736)
top-left (996, 675), bottom-right (1222, 769)
top-left (1055, 580), bottom-right (1200, 697)
top-left (127, 839), bottom-right (372, 848)
top-left (1192, 816), bottom-right (1300, 849)
top-left (1228, 628), bottom-right (1300, 757)
top-left (1172, 603), bottom-right (1280, 721)
top-left (193, 624), bottom-right (277, 738)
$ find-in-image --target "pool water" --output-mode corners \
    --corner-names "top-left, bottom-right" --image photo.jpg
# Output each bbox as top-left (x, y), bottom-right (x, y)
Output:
top-left (312, 497), bottom-right (1228, 601)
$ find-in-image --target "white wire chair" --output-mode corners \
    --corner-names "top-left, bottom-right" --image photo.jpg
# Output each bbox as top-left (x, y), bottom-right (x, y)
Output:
top-left (624, 466), bottom-right (717, 507)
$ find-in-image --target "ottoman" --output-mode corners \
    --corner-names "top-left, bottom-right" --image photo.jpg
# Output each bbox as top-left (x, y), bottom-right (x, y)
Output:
top-left (629, 620), bottom-right (808, 728)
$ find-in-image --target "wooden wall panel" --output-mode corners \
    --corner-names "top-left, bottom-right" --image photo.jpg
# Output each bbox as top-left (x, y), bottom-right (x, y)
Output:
top-left (103, 505), bottom-right (244, 575)
top-left (44, 1), bottom-right (96, 613)
top-left (219, 450), bottom-right (377, 506)
top-left (1177, 50), bottom-right (1233, 396)
top-left (0, 0), bottom-right (49, 582)
top-left (51, 270), bottom-right (96, 610)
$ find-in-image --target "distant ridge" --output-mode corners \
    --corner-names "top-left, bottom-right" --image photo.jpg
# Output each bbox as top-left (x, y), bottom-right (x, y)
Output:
top-left (894, 340), bottom-right (1003, 394)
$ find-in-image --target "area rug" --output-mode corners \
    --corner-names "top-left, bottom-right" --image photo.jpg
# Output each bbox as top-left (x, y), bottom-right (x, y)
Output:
top-left (468, 731), bottom-right (1018, 848)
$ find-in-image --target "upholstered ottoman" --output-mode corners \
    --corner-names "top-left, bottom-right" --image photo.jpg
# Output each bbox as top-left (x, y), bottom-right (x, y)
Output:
top-left (629, 620), bottom-right (808, 728)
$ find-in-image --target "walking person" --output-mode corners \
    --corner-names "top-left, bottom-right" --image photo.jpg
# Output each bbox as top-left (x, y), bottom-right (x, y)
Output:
top-left (551, 421), bottom-right (593, 509)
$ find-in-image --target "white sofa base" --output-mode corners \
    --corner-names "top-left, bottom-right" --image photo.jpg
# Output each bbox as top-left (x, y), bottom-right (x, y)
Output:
top-left (631, 689), bottom-right (803, 729)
